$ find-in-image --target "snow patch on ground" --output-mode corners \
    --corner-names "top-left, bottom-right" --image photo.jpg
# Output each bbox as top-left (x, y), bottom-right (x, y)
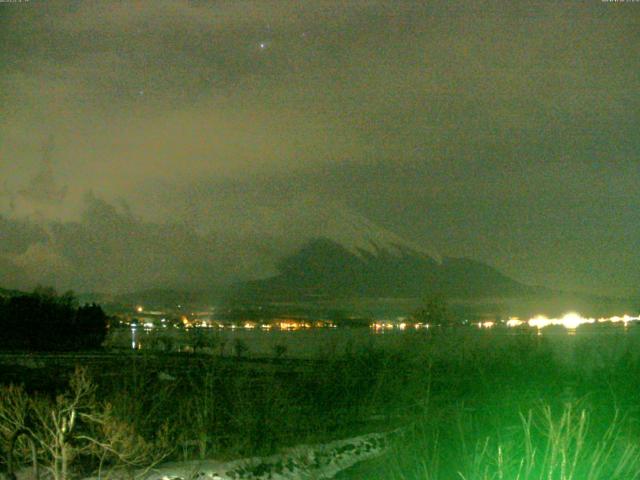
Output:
top-left (138, 431), bottom-right (394, 480)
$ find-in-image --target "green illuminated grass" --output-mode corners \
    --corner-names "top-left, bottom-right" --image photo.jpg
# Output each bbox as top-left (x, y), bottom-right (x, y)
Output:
top-left (386, 402), bottom-right (640, 480)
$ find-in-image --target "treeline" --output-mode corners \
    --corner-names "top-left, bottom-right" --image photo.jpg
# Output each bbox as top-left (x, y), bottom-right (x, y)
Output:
top-left (0, 288), bottom-right (108, 351)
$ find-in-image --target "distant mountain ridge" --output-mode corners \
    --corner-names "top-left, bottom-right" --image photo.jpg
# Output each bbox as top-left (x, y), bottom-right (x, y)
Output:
top-left (235, 237), bottom-right (541, 301)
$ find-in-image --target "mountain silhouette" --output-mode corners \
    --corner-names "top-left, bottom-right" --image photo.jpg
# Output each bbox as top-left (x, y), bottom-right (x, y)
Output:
top-left (235, 237), bottom-right (540, 301)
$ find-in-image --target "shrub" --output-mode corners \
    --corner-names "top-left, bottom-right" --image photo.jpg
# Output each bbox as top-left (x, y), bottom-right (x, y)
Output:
top-left (0, 367), bottom-right (170, 480)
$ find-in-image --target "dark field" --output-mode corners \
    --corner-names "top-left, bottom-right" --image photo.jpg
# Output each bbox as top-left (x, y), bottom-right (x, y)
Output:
top-left (3, 325), bottom-right (640, 479)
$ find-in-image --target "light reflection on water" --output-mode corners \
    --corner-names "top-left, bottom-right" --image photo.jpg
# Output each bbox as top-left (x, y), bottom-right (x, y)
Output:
top-left (108, 321), bottom-right (640, 360)
top-left (115, 326), bottom-right (419, 357)
top-left (131, 326), bottom-right (138, 350)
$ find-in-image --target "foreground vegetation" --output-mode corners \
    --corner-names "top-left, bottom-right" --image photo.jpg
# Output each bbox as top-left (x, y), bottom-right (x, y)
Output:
top-left (2, 325), bottom-right (640, 479)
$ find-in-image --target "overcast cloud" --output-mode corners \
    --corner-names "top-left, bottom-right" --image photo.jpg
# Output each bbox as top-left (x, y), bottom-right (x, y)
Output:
top-left (1, 1), bottom-right (638, 295)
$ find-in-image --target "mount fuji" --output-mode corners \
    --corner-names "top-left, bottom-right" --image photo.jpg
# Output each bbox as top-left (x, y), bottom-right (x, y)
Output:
top-left (234, 236), bottom-right (536, 302)
top-left (218, 200), bottom-right (540, 302)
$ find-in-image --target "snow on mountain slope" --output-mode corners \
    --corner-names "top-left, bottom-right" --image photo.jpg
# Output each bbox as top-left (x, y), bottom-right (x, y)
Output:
top-left (1, 194), bottom-right (439, 292)
top-left (210, 196), bottom-right (440, 269)
top-left (309, 203), bottom-right (440, 262)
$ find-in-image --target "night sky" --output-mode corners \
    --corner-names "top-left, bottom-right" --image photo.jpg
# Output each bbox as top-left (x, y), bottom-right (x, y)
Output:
top-left (1, 1), bottom-right (639, 296)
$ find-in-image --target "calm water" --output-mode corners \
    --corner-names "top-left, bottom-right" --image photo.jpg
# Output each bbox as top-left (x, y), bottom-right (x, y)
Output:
top-left (109, 326), bottom-right (416, 358)
top-left (107, 323), bottom-right (640, 367)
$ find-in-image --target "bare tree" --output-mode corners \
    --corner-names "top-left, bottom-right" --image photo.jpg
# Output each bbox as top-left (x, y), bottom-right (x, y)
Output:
top-left (0, 368), bottom-right (171, 480)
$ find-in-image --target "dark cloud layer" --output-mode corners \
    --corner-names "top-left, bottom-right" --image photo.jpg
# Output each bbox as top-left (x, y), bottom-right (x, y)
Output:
top-left (0, 195), bottom-right (276, 293)
top-left (1, 1), bottom-right (639, 296)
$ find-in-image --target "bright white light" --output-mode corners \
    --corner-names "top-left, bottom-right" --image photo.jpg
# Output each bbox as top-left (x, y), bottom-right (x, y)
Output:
top-left (511, 312), bottom-right (640, 331)
top-left (528, 315), bottom-right (551, 329)
top-left (506, 317), bottom-right (523, 328)
top-left (560, 312), bottom-right (592, 330)
top-left (476, 321), bottom-right (494, 329)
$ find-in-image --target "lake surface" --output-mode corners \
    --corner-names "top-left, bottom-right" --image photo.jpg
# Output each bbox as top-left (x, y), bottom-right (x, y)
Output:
top-left (109, 326), bottom-right (421, 358)
top-left (107, 323), bottom-right (640, 368)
